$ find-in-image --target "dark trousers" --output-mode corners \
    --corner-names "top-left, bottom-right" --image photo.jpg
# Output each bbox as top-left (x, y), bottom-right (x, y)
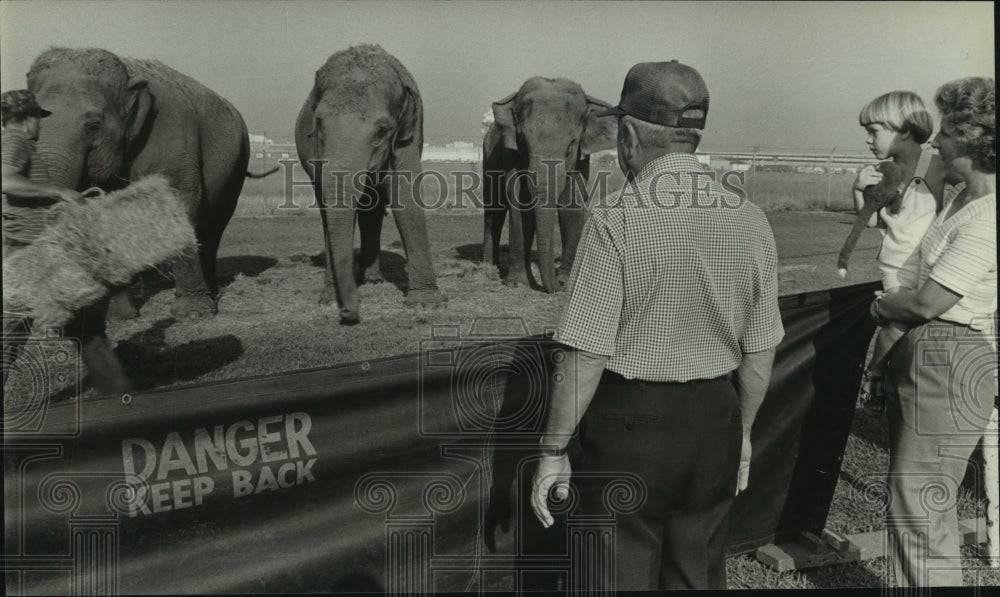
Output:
top-left (576, 370), bottom-right (741, 590)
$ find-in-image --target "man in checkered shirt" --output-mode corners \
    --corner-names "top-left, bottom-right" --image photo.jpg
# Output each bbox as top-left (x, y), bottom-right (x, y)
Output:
top-left (530, 61), bottom-right (784, 591)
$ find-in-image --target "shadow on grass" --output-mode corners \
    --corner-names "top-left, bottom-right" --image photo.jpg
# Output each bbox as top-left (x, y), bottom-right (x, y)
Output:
top-left (46, 318), bottom-right (244, 400)
top-left (216, 255), bottom-right (280, 287)
top-left (109, 256), bottom-right (279, 317)
top-left (114, 318), bottom-right (244, 391)
top-left (301, 249), bottom-right (409, 292)
top-left (455, 243), bottom-right (486, 263)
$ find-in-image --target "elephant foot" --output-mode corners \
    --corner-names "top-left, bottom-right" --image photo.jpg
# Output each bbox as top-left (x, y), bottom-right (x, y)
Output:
top-left (170, 294), bottom-right (218, 320)
top-left (403, 288), bottom-right (447, 308)
top-left (502, 271), bottom-right (530, 289)
top-left (555, 270), bottom-right (571, 292)
top-left (363, 269), bottom-right (385, 284)
top-left (82, 337), bottom-right (133, 397)
top-left (340, 312), bottom-right (361, 326)
top-left (107, 293), bottom-right (139, 320)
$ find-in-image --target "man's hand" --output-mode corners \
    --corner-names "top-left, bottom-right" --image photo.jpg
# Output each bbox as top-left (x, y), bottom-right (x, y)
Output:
top-left (853, 165), bottom-right (883, 191)
top-left (736, 432), bottom-right (752, 495)
top-left (530, 454), bottom-right (572, 528)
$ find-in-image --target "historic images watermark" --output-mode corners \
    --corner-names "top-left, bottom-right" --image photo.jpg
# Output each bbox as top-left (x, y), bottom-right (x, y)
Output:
top-left (275, 159), bottom-right (749, 212)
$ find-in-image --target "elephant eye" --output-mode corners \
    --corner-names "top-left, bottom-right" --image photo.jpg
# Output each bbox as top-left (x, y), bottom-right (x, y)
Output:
top-left (372, 126), bottom-right (394, 147)
top-left (85, 121), bottom-right (102, 134)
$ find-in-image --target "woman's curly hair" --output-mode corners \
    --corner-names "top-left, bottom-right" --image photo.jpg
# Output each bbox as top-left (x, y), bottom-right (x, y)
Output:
top-left (935, 77), bottom-right (995, 173)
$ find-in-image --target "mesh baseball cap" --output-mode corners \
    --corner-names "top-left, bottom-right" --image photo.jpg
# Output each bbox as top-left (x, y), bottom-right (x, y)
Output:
top-left (1, 89), bottom-right (52, 120)
top-left (597, 61), bottom-right (709, 129)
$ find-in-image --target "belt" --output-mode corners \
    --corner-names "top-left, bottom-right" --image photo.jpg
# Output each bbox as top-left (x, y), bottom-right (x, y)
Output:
top-left (600, 369), bottom-right (733, 387)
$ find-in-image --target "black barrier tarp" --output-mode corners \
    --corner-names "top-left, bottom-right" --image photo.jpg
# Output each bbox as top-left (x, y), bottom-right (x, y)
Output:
top-left (3, 282), bottom-right (880, 594)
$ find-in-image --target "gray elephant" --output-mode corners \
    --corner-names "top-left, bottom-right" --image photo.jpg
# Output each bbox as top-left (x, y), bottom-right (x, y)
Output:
top-left (27, 48), bottom-right (263, 318)
top-left (295, 45), bottom-right (445, 325)
top-left (20, 47), bottom-right (262, 395)
top-left (482, 78), bottom-right (618, 292)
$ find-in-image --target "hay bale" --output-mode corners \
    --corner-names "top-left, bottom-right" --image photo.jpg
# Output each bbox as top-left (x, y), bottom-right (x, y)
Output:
top-left (3, 174), bottom-right (196, 328)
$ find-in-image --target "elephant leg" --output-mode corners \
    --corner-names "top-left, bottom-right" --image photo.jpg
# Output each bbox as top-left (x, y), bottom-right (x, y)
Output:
top-left (557, 193), bottom-right (586, 291)
top-left (482, 169), bottom-right (506, 267)
top-left (357, 188), bottom-right (385, 284)
top-left (64, 299), bottom-right (132, 397)
top-left (504, 171), bottom-right (530, 288)
top-left (321, 204), bottom-right (362, 325)
top-left (389, 147), bottom-right (446, 307)
top-left (198, 229), bottom-right (224, 297)
top-left (170, 247), bottom-right (217, 319)
top-left (516, 204), bottom-right (535, 289)
top-left (171, 191), bottom-right (217, 320)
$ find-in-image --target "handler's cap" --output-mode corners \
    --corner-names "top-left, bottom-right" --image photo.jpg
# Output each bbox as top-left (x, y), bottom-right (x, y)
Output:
top-left (597, 61), bottom-right (709, 129)
top-left (1, 89), bottom-right (52, 120)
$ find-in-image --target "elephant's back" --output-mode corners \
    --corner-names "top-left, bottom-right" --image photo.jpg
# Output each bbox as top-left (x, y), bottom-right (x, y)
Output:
top-left (125, 58), bottom-right (248, 173)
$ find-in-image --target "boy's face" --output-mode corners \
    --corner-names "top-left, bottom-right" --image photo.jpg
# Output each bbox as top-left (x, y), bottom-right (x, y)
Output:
top-left (863, 122), bottom-right (899, 160)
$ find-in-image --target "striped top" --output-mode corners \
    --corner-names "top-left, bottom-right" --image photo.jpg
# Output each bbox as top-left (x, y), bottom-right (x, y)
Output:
top-left (2, 127), bottom-right (59, 244)
top-left (555, 153), bottom-right (785, 382)
top-left (918, 192), bottom-right (996, 330)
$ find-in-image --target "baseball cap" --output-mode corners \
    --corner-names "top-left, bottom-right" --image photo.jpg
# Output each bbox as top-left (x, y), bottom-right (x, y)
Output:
top-left (597, 61), bottom-right (709, 129)
top-left (1, 89), bottom-right (52, 120)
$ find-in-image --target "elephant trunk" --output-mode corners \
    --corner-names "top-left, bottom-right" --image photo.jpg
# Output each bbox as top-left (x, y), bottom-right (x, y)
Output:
top-left (30, 140), bottom-right (84, 190)
top-left (530, 156), bottom-right (567, 293)
top-left (318, 153), bottom-right (371, 324)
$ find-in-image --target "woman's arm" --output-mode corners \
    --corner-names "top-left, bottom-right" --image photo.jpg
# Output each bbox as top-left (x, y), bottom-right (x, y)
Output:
top-left (876, 279), bottom-right (962, 323)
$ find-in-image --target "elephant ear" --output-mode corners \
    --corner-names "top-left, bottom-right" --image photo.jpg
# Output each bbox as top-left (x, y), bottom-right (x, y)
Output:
top-left (125, 77), bottom-right (154, 151)
top-left (491, 92), bottom-right (518, 151)
top-left (581, 96), bottom-right (618, 156)
top-left (394, 84), bottom-right (421, 148)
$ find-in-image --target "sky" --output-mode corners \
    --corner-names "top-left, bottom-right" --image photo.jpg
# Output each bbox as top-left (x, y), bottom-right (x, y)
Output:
top-left (0, 1), bottom-right (993, 152)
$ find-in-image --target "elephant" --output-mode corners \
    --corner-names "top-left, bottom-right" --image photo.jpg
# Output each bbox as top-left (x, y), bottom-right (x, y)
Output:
top-left (295, 45), bottom-right (445, 325)
top-left (481, 78), bottom-right (618, 292)
top-left (19, 47), bottom-right (263, 395)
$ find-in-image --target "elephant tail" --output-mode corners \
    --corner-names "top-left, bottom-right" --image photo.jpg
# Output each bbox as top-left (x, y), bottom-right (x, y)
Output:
top-left (246, 166), bottom-right (280, 179)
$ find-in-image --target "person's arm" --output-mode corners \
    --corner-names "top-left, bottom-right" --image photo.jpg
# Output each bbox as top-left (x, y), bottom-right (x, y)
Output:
top-left (874, 280), bottom-right (962, 323)
top-left (2, 163), bottom-right (82, 203)
top-left (541, 348), bottom-right (608, 448)
top-left (531, 347), bottom-right (608, 528)
top-left (876, 212), bottom-right (994, 323)
top-left (733, 347), bottom-right (775, 494)
top-left (530, 347), bottom-right (608, 528)
top-left (531, 210), bottom-right (622, 528)
top-left (853, 165), bottom-right (882, 227)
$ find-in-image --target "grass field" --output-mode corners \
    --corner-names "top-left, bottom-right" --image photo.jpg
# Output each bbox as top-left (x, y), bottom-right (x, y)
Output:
top-left (4, 165), bottom-right (997, 589)
top-left (236, 160), bottom-right (860, 217)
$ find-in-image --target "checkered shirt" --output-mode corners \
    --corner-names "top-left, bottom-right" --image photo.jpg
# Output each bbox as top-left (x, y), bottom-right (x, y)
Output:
top-left (555, 153), bottom-right (784, 382)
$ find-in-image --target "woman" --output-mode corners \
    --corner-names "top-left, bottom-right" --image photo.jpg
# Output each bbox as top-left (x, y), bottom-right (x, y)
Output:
top-left (871, 77), bottom-right (995, 587)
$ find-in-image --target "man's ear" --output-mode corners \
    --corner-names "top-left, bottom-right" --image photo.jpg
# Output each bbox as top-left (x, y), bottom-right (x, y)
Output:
top-left (618, 118), bottom-right (637, 165)
top-left (125, 77), bottom-right (153, 147)
top-left (492, 93), bottom-right (518, 151)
